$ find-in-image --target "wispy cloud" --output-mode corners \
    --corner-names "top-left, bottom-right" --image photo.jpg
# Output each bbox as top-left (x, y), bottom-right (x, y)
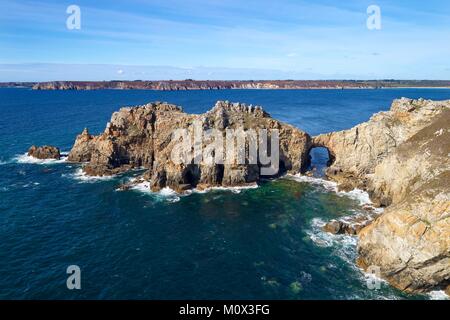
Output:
top-left (0, 0), bottom-right (449, 79)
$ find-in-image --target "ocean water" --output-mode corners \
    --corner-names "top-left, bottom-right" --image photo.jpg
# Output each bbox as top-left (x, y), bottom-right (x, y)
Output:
top-left (0, 88), bottom-right (449, 300)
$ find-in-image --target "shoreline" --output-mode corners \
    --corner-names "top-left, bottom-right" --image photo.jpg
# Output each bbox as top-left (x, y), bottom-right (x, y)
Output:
top-left (2, 86), bottom-right (450, 91)
top-left (2, 80), bottom-right (450, 91)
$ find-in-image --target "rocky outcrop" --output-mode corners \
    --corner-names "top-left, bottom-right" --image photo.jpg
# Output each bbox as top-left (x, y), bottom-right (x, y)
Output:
top-left (357, 108), bottom-right (450, 294)
top-left (67, 101), bottom-right (312, 192)
top-left (322, 210), bottom-right (380, 235)
top-left (357, 171), bottom-right (450, 293)
top-left (314, 98), bottom-right (450, 294)
top-left (28, 145), bottom-right (61, 160)
top-left (313, 98), bottom-right (450, 202)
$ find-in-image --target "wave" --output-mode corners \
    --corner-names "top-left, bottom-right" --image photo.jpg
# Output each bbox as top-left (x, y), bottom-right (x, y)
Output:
top-left (62, 168), bottom-right (116, 183)
top-left (193, 184), bottom-right (258, 194)
top-left (287, 174), bottom-right (383, 213)
top-left (428, 290), bottom-right (449, 300)
top-left (130, 180), bottom-right (181, 203)
top-left (128, 179), bottom-right (259, 202)
top-left (13, 152), bottom-right (69, 165)
top-left (287, 174), bottom-right (338, 192)
top-left (307, 218), bottom-right (357, 255)
top-left (306, 218), bottom-right (404, 299)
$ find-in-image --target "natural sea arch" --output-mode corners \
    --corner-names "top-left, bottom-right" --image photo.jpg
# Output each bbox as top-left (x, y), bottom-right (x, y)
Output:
top-left (306, 146), bottom-right (334, 177)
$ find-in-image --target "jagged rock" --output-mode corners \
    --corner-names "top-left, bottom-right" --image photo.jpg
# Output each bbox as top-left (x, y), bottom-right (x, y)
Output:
top-left (27, 145), bottom-right (60, 160)
top-left (67, 128), bottom-right (94, 162)
top-left (313, 98), bottom-right (450, 195)
top-left (357, 171), bottom-right (450, 293)
top-left (356, 109), bottom-right (450, 294)
top-left (316, 98), bottom-right (450, 294)
top-left (323, 215), bottom-right (377, 235)
top-left (323, 220), bottom-right (344, 234)
top-left (67, 101), bottom-right (312, 192)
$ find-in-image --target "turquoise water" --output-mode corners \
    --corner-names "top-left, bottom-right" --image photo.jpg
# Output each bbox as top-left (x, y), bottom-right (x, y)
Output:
top-left (1, 88), bottom-right (449, 299)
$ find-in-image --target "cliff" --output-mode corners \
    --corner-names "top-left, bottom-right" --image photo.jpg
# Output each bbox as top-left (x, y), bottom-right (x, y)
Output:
top-left (29, 80), bottom-right (450, 91)
top-left (314, 98), bottom-right (450, 294)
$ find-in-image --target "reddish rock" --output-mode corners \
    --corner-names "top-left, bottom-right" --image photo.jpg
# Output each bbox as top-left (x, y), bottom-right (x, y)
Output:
top-left (27, 145), bottom-right (60, 160)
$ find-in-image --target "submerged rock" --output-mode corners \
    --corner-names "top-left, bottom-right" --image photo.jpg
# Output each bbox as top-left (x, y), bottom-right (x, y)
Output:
top-left (27, 145), bottom-right (60, 160)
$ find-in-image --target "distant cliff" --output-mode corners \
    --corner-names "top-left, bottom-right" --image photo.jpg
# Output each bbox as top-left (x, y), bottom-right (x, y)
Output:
top-left (24, 80), bottom-right (450, 90)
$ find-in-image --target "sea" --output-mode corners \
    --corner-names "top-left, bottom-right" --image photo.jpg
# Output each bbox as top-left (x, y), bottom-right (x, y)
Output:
top-left (0, 88), bottom-right (449, 299)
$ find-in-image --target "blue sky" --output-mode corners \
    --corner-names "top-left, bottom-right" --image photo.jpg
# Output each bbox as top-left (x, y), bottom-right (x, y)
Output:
top-left (0, 0), bottom-right (449, 81)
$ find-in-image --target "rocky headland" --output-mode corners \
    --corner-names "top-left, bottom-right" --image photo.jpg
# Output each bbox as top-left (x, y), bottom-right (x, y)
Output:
top-left (29, 98), bottom-right (449, 295)
top-left (314, 98), bottom-right (450, 294)
top-left (25, 80), bottom-right (450, 91)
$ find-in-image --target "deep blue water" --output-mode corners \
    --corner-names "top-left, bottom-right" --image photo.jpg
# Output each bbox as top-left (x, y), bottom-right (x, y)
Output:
top-left (1, 88), bottom-right (449, 299)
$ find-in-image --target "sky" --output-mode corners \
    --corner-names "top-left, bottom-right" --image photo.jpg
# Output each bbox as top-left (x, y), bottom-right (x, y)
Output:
top-left (0, 0), bottom-right (449, 81)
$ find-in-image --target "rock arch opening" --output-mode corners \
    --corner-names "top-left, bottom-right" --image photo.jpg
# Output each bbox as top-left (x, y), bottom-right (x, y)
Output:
top-left (306, 146), bottom-right (334, 177)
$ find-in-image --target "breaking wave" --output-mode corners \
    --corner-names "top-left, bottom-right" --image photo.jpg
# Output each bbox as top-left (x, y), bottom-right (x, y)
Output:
top-left (128, 179), bottom-right (259, 203)
top-left (193, 184), bottom-right (258, 194)
top-left (428, 290), bottom-right (449, 300)
top-left (62, 168), bottom-right (116, 183)
top-left (306, 217), bottom-right (403, 300)
top-left (13, 152), bottom-right (69, 165)
top-left (130, 180), bottom-right (181, 203)
top-left (287, 174), bottom-right (382, 212)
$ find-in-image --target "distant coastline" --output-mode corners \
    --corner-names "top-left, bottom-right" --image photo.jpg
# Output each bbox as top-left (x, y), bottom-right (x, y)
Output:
top-left (1, 80), bottom-right (450, 91)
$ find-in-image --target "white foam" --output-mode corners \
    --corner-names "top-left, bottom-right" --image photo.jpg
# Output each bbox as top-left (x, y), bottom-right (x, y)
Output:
top-left (339, 188), bottom-right (371, 205)
top-left (306, 218), bottom-right (357, 252)
top-left (306, 217), bottom-right (396, 297)
top-left (193, 184), bottom-right (258, 194)
top-left (428, 290), bottom-right (449, 300)
top-left (288, 174), bottom-right (338, 192)
top-left (14, 152), bottom-right (68, 165)
top-left (159, 187), bottom-right (182, 202)
top-left (63, 168), bottom-right (115, 183)
top-left (287, 174), bottom-right (382, 212)
top-left (131, 181), bottom-right (181, 202)
top-left (129, 179), bottom-right (258, 202)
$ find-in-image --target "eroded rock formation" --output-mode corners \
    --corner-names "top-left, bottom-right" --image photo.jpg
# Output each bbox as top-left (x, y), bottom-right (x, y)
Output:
top-left (313, 98), bottom-right (449, 197)
top-left (67, 101), bottom-right (312, 192)
top-left (314, 98), bottom-right (450, 294)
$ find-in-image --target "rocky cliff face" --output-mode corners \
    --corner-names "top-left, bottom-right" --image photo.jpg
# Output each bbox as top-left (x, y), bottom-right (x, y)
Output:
top-left (357, 109), bottom-right (450, 294)
top-left (313, 98), bottom-right (449, 199)
top-left (68, 101), bottom-right (312, 192)
top-left (314, 98), bottom-right (450, 294)
top-left (29, 80), bottom-right (450, 91)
